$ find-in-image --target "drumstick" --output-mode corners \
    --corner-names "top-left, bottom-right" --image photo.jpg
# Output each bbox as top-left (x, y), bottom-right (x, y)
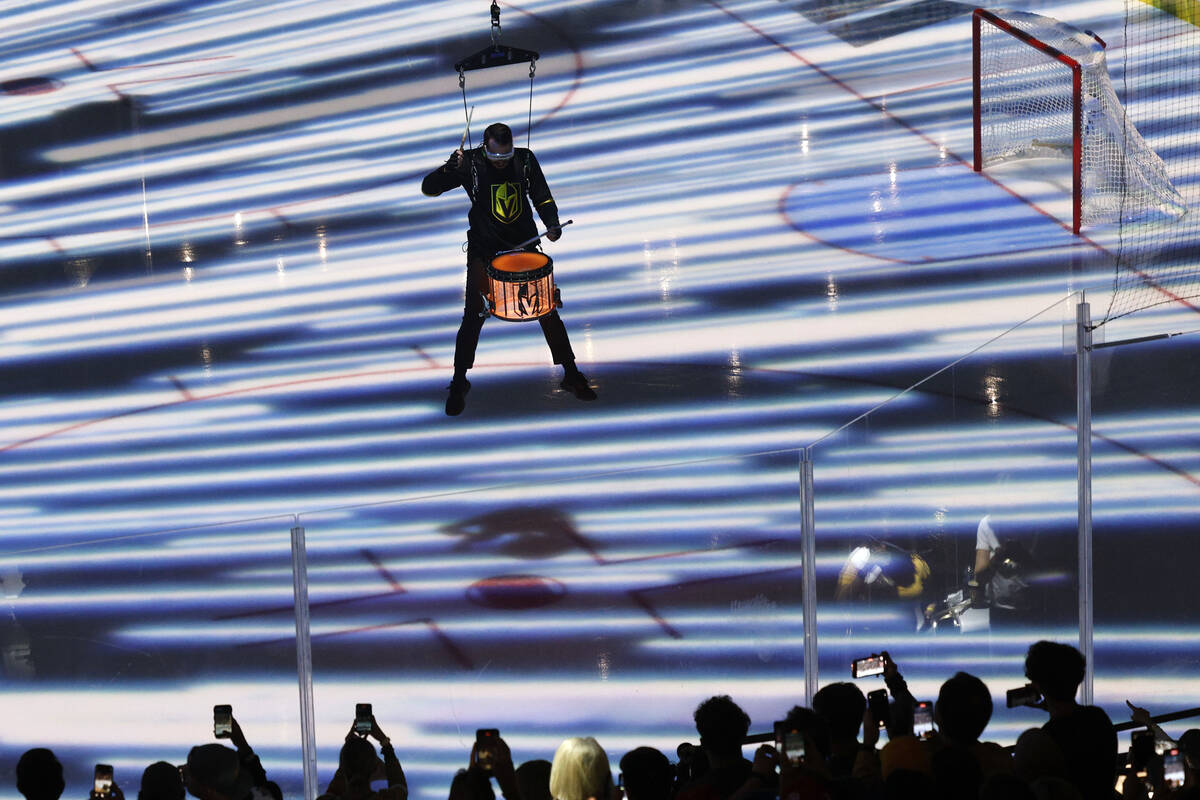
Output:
top-left (512, 219), bottom-right (573, 251)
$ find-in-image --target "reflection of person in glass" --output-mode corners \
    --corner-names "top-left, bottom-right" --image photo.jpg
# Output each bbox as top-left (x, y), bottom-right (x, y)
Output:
top-left (968, 514), bottom-right (1032, 615)
top-left (835, 541), bottom-right (931, 605)
top-left (421, 122), bottom-right (596, 416)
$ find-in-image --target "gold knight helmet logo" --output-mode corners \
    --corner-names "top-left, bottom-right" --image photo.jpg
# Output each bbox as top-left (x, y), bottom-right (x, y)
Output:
top-left (491, 182), bottom-right (523, 223)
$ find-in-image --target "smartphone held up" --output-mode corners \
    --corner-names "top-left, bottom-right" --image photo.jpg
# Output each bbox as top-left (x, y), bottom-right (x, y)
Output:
top-left (93, 765), bottom-right (114, 798)
top-left (912, 701), bottom-right (935, 740)
top-left (213, 705), bottom-right (233, 739)
top-left (867, 689), bottom-right (889, 730)
top-left (354, 704), bottom-right (373, 736)
top-left (1163, 748), bottom-right (1186, 789)
top-left (773, 721), bottom-right (804, 766)
top-left (1005, 684), bottom-right (1041, 709)
top-left (476, 728), bottom-right (500, 771)
top-left (851, 654), bottom-right (886, 679)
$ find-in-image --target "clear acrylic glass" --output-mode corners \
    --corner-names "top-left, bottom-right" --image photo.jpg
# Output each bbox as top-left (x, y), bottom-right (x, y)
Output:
top-left (301, 453), bottom-right (804, 800)
top-left (0, 516), bottom-right (305, 799)
top-left (806, 293), bottom-right (1082, 744)
top-left (1089, 309), bottom-right (1200, 740)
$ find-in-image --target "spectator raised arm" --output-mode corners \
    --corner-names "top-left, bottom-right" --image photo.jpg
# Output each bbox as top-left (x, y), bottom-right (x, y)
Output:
top-left (326, 713), bottom-right (407, 800)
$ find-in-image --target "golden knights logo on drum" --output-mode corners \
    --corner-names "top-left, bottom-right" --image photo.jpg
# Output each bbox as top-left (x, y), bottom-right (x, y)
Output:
top-left (517, 279), bottom-right (543, 317)
top-left (491, 182), bottom-right (523, 223)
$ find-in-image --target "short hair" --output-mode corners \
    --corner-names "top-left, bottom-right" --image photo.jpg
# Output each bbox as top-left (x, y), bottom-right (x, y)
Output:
top-left (783, 706), bottom-right (831, 760)
top-left (813, 682), bottom-right (866, 741)
top-left (483, 123), bottom-right (513, 148)
top-left (516, 760), bottom-right (553, 800)
top-left (139, 762), bottom-right (184, 800)
top-left (16, 749), bottom-right (64, 800)
top-left (1024, 641), bottom-right (1085, 702)
top-left (935, 672), bottom-right (994, 743)
top-left (549, 738), bottom-right (612, 800)
top-left (693, 695), bottom-right (750, 753)
top-left (618, 748), bottom-right (672, 800)
top-left (339, 736), bottom-right (380, 780)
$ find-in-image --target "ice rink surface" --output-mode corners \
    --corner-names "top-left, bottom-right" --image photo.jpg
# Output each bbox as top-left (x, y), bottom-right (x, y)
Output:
top-left (0, 0), bottom-right (1197, 795)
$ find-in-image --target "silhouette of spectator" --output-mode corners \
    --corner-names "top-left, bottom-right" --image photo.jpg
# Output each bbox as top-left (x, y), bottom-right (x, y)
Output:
top-left (449, 769), bottom-right (493, 800)
top-left (884, 768), bottom-right (936, 800)
top-left (812, 683), bottom-right (865, 778)
top-left (675, 696), bottom-right (753, 800)
top-left (618, 749), bottom-right (672, 800)
top-left (740, 708), bottom-right (826, 800)
top-left (1126, 700), bottom-right (1175, 746)
top-left (185, 712), bottom-right (272, 800)
top-left (1012, 729), bottom-right (1078, 800)
top-left (516, 760), bottom-right (552, 800)
top-left (324, 713), bottom-right (406, 800)
top-left (1024, 641), bottom-right (1116, 800)
top-left (184, 746), bottom-right (257, 800)
top-left (877, 651), bottom-right (917, 738)
top-left (932, 672), bottom-right (1011, 778)
top-left (1176, 729), bottom-right (1200, 800)
top-left (866, 652), bottom-right (928, 790)
top-left (781, 707), bottom-right (831, 767)
top-left (16, 749), bottom-right (64, 800)
top-left (139, 763), bottom-right (184, 800)
top-left (549, 738), bottom-right (614, 800)
top-left (978, 772), bottom-right (1037, 800)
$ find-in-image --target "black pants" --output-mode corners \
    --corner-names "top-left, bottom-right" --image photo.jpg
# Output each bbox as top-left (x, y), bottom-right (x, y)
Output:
top-left (453, 249), bottom-right (575, 375)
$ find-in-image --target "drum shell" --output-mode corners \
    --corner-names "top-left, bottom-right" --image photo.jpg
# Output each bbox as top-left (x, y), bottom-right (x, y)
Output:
top-left (486, 251), bottom-right (557, 322)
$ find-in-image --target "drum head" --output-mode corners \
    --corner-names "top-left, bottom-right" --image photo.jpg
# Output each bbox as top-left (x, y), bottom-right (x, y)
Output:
top-left (491, 251), bottom-right (551, 273)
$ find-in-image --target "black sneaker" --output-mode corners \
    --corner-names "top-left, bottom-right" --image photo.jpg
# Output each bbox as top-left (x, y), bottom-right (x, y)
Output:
top-left (445, 378), bottom-right (471, 416)
top-left (560, 371), bottom-right (597, 401)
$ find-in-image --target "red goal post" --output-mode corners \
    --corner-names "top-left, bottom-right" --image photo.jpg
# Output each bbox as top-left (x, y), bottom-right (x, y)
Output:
top-left (972, 8), bottom-right (1185, 236)
top-left (973, 7), bottom-right (1084, 234)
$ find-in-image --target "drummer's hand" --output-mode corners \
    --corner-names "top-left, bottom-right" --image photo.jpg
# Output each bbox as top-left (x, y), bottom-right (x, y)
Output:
top-left (446, 149), bottom-right (464, 170)
top-left (546, 225), bottom-right (561, 242)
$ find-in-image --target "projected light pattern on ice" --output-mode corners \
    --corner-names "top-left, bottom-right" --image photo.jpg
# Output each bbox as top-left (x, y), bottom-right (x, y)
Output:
top-left (0, 0), bottom-right (1199, 797)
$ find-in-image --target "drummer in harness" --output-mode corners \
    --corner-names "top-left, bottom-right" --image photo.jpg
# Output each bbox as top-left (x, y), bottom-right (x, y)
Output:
top-left (422, 122), bottom-right (596, 416)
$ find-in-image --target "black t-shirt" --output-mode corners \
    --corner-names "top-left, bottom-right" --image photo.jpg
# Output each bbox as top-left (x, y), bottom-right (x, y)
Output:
top-left (1043, 705), bottom-right (1118, 800)
top-left (421, 147), bottom-right (560, 255)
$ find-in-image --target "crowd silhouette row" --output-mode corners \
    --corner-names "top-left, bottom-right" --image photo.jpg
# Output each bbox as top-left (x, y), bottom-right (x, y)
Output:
top-left (13, 642), bottom-right (1198, 800)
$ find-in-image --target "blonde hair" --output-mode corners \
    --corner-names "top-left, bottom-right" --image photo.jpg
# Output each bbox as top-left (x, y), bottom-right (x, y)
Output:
top-left (549, 737), bottom-right (612, 800)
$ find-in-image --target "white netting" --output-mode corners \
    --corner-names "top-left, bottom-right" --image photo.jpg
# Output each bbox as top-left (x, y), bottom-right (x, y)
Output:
top-left (977, 8), bottom-right (1186, 227)
top-left (1100, 1), bottom-right (1200, 323)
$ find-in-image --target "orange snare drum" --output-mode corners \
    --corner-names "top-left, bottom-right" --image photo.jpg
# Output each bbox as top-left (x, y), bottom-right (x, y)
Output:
top-left (486, 250), bottom-right (559, 322)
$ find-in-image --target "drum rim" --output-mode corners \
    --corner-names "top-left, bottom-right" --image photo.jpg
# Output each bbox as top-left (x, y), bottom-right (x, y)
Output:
top-left (486, 262), bottom-right (554, 282)
top-left (490, 250), bottom-right (551, 272)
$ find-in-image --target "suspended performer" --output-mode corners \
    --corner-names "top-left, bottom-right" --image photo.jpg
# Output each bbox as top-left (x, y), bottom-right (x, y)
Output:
top-left (422, 122), bottom-right (596, 416)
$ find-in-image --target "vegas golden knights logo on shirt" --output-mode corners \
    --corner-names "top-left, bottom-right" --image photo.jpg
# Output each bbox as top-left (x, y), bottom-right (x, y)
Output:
top-left (491, 182), bottom-right (523, 223)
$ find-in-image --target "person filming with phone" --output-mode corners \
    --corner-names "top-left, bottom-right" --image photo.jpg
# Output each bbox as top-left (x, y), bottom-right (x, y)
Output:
top-left (324, 705), bottom-right (407, 800)
top-left (1020, 641), bottom-right (1117, 800)
top-left (185, 707), bottom-right (274, 800)
top-left (448, 728), bottom-right (522, 800)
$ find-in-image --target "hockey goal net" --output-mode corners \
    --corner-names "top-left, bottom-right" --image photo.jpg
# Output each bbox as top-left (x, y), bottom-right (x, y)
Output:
top-left (972, 8), bottom-right (1186, 234)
